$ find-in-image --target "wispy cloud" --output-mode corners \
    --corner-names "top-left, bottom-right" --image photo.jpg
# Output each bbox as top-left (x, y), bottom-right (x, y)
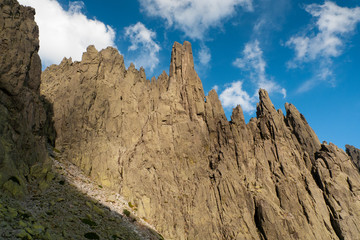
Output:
top-left (233, 40), bottom-right (265, 75)
top-left (296, 62), bottom-right (335, 93)
top-left (198, 45), bottom-right (211, 66)
top-left (138, 0), bottom-right (253, 40)
top-left (252, 0), bottom-right (290, 36)
top-left (124, 22), bottom-right (160, 73)
top-left (233, 40), bottom-right (286, 96)
top-left (219, 40), bottom-right (285, 113)
top-left (286, 1), bottom-right (360, 92)
top-left (19, 0), bottom-right (115, 67)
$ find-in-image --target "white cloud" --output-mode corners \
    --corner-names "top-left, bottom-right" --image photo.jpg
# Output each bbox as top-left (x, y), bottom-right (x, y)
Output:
top-left (219, 81), bottom-right (256, 113)
top-left (287, 1), bottom-right (360, 61)
top-left (124, 22), bottom-right (160, 73)
top-left (138, 0), bottom-right (253, 40)
top-left (218, 40), bottom-right (285, 113)
top-left (233, 40), bottom-right (286, 97)
top-left (18, 0), bottom-right (115, 67)
top-left (198, 45), bottom-right (211, 66)
top-left (286, 1), bottom-right (360, 91)
top-left (233, 40), bottom-right (266, 78)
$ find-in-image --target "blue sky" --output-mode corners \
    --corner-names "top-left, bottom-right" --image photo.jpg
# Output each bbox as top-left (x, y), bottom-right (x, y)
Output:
top-left (19, 0), bottom-right (360, 149)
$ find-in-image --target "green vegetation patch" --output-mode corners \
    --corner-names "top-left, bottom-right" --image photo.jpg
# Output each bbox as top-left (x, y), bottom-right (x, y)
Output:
top-left (81, 218), bottom-right (97, 227)
top-left (123, 209), bottom-right (130, 217)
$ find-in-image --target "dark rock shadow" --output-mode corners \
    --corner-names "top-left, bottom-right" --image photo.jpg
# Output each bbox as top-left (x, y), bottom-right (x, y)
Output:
top-left (0, 167), bottom-right (164, 240)
top-left (40, 95), bottom-right (57, 148)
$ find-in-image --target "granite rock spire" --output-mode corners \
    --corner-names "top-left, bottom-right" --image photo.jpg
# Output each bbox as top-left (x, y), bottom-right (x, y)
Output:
top-left (41, 41), bottom-right (360, 240)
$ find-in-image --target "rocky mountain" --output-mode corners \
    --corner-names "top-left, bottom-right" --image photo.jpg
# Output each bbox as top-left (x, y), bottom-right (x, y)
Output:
top-left (41, 40), bottom-right (360, 240)
top-left (0, 0), bottom-right (53, 198)
top-left (1, 0), bottom-right (359, 239)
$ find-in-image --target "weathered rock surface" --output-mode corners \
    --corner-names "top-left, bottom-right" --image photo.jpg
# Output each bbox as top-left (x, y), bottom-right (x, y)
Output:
top-left (41, 42), bottom-right (360, 240)
top-left (346, 144), bottom-right (360, 171)
top-left (0, 0), bottom-right (53, 197)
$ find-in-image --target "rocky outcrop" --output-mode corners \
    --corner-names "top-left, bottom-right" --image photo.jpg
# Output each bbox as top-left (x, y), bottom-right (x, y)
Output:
top-left (0, 1), bottom-right (163, 239)
top-left (41, 42), bottom-right (360, 239)
top-left (346, 144), bottom-right (360, 171)
top-left (0, 0), bottom-right (53, 197)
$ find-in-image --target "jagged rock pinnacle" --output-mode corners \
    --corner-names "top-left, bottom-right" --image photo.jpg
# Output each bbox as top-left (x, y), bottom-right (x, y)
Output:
top-left (346, 144), bottom-right (360, 171)
top-left (169, 41), bottom-right (194, 78)
top-left (285, 102), bottom-right (321, 161)
top-left (168, 41), bottom-right (205, 120)
top-left (82, 45), bottom-right (99, 63)
top-left (256, 88), bottom-right (277, 118)
top-left (40, 39), bottom-right (360, 240)
top-left (231, 105), bottom-right (246, 126)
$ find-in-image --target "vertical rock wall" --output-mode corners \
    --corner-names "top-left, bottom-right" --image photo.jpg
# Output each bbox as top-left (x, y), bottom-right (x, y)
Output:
top-left (0, 0), bottom-right (52, 197)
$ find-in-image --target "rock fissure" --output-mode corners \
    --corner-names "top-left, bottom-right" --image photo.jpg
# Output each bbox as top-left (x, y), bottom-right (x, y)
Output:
top-left (254, 199), bottom-right (268, 240)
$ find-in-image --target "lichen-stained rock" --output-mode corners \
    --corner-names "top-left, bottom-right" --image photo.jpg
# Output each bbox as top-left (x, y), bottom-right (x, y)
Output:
top-left (346, 144), bottom-right (360, 171)
top-left (0, 0), bottom-right (52, 197)
top-left (41, 41), bottom-right (360, 239)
